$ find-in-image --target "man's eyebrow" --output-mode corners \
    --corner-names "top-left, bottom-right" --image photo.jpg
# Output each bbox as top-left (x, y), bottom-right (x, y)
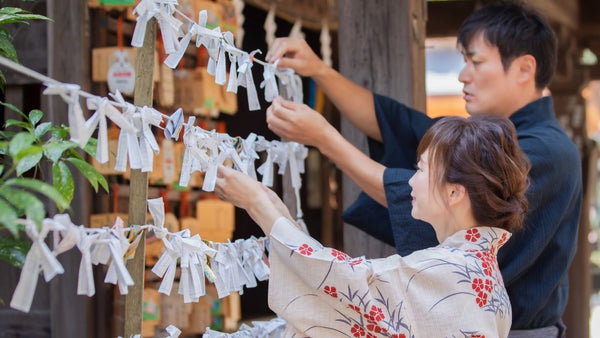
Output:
top-left (461, 50), bottom-right (475, 57)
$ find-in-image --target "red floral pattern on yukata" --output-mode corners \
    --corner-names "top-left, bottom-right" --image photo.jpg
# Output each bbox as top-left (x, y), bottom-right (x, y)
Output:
top-left (406, 227), bottom-right (510, 335)
top-left (442, 229), bottom-right (511, 315)
top-left (297, 243), bottom-right (313, 256)
top-left (465, 228), bottom-right (481, 242)
top-left (324, 285), bottom-right (338, 298)
top-left (279, 226), bottom-right (507, 337)
top-left (322, 283), bottom-right (413, 337)
top-left (331, 249), bottom-right (349, 261)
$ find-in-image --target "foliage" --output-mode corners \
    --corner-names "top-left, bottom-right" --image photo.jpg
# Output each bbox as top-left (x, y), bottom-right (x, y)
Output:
top-left (0, 103), bottom-right (108, 267)
top-left (0, 6), bottom-right (51, 90)
top-left (0, 3), bottom-right (93, 270)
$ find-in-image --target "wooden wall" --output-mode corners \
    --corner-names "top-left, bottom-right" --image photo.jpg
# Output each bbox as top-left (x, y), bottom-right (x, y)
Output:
top-left (338, 0), bottom-right (426, 258)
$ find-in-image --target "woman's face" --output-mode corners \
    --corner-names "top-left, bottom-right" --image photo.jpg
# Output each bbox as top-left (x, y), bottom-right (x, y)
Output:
top-left (408, 149), bottom-right (448, 229)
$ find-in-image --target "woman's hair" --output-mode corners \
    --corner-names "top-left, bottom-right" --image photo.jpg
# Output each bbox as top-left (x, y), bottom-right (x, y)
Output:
top-left (417, 115), bottom-right (530, 232)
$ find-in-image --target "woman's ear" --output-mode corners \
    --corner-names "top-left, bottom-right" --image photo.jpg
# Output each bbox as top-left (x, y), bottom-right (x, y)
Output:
top-left (446, 183), bottom-right (467, 207)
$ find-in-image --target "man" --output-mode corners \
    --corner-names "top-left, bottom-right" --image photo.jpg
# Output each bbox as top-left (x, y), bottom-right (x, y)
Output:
top-left (264, 1), bottom-right (582, 336)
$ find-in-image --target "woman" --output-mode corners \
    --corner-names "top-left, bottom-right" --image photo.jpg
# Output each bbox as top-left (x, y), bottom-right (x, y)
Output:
top-left (215, 115), bottom-right (529, 337)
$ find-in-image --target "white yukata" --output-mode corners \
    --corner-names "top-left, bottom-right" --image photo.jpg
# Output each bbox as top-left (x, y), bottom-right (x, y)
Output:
top-left (268, 217), bottom-right (512, 338)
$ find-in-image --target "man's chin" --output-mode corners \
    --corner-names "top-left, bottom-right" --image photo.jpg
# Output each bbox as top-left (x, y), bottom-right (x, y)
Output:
top-left (465, 103), bottom-right (482, 116)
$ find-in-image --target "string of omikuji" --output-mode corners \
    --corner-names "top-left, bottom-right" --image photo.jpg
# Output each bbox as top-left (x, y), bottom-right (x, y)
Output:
top-left (0, 52), bottom-right (309, 223)
top-left (9, 197), bottom-right (271, 313)
top-left (0, 0), bottom-right (309, 213)
top-left (0, 0), bottom-right (311, 315)
top-left (132, 0), bottom-right (304, 111)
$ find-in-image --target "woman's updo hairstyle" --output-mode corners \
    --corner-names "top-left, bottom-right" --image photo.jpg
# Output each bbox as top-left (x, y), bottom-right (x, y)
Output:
top-left (417, 115), bottom-right (530, 232)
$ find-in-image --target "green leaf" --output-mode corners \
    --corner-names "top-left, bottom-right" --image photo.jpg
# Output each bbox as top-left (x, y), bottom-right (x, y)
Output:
top-left (64, 147), bottom-right (84, 161)
top-left (29, 109), bottom-right (43, 126)
top-left (15, 145), bottom-right (42, 176)
top-left (4, 119), bottom-right (31, 131)
top-left (0, 72), bottom-right (5, 92)
top-left (43, 140), bottom-right (76, 162)
top-left (66, 157), bottom-right (108, 192)
top-left (0, 236), bottom-right (30, 268)
top-left (50, 124), bottom-right (69, 139)
top-left (0, 186), bottom-right (44, 225)
top-left (0, 8), bottom-right (51, 25)
top-left (6, 177), bottom-right (70, 211)
top-left (0, 198), bottom-right (18, 235)
top-left (8, 132), bottom-right (35, 157)
top-left (82, 137), bottom-right (98, 157)
top-left (52, 161), bottom-right (74, 203)
top-left (0, 101), bottom-right (27, 120)
top-left (0, 164), bottom-right (4, 175)
top-left (34, 121), bottom-right (52, 139)
top-left (0, 31), bottom-right (18, 63)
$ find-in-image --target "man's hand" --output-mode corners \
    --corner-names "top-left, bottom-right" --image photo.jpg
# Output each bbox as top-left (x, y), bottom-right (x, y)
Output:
top-left (265, 37), bottom-right (326, 78)
top-left (266, 96), bottom-right (334, 148)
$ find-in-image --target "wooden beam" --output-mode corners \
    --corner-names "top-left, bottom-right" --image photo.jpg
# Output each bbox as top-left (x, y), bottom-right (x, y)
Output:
top-left (427, 0), bottom-right (579, 38)
top-left (47, 0), bottom-right (91, 337)
top-left (244, 0), bottom-right (338, 31)
top-left (580, 0), bottom-right (600, 26)
top-left (123, 17), bottom-right (156, 338)
top-left (426, 0), bottom-right (475, 38)
top-left (526, 0), bottom-right (578, 30)
top-left (338, 0), bottom-right (426, 258)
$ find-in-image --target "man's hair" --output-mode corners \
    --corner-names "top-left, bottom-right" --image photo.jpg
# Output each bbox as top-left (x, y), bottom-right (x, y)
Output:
top-left (457, 0), bottom-right (557, 89)
top-left (417, 115), bottom-right (530, 232)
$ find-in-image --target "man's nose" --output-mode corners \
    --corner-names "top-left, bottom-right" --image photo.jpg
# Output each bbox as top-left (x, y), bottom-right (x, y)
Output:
top-left (458, 66), bottom-right (470, 84)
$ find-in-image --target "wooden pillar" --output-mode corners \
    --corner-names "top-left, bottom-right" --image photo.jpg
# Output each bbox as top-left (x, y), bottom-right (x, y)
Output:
top-left (46, 1), bottom-right (91, 337)
top-left (124, 18), bottom-right (156, 338)
top-left (552, 89), bottom-right (592, 338)
top-left (549, 16), bottom-right (592, 333)
top-left (338, 0), bottom-right (427, 257)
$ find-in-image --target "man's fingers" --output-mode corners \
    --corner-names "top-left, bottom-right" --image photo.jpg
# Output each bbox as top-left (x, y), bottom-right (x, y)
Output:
top-left (269, 99), bottom-right (296, 122)
top-left (277, 96), bottom-right (302, 110)
top-left (266, 38), bottom-right (290, 62)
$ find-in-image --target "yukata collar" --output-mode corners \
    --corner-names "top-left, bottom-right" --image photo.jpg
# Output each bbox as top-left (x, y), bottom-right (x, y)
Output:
top-left (509, 96), bottom-right (555, 128)
top-left (440, 227), bottom-right (512, 253)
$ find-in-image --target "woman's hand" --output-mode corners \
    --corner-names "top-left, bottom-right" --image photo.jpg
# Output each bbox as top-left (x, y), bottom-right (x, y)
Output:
top-left (259, 184), bottom-right (295, 223)
top-left (215, 165), bottom-right (264, 210)
top-left (215, 165), bottom-right (288, 235)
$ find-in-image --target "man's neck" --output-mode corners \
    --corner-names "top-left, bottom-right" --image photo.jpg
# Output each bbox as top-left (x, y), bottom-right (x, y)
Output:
top-left (505, 90), bottom-right (543, 118)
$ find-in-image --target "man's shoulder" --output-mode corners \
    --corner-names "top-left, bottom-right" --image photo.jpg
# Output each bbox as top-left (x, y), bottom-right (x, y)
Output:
top-left (516, 120), bottom-right (579, 159)
top-left (373, 93), bottom-right (427, 116)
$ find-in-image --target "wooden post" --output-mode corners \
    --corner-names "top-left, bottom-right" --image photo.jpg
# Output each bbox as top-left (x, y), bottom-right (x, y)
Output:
top-left (338, 0), bottom-right (426, 257)
top-left (46, 1), bottom-right (91, 337)
top-left (124, 18), bottom-right (156, 337)
top-left (552, 89), bottom-right (591, 338)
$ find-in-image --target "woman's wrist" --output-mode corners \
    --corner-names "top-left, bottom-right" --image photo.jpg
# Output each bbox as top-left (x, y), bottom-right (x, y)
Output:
top-left (245, 191), bottom-right (281, 235)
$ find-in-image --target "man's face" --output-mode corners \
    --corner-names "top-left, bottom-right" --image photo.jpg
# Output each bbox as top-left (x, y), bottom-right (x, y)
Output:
top-left (458, 33), bottom-right (520, 118)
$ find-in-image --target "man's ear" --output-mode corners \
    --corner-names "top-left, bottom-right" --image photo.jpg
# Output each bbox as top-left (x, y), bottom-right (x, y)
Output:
top-left (447, 183), bottom-right (467, 206)
top-left (515, 54), bottom-right (536, 85)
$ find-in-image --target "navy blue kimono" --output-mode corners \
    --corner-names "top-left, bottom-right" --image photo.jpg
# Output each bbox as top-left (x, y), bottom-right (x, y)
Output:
top-left (342, 94), bottom-right (582, 330)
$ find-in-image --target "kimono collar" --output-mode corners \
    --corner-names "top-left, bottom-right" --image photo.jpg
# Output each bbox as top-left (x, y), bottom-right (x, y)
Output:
top-left (509, 96), bottom-right (556, 129)
top-left (441, 227), bottom-right (512, 253)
